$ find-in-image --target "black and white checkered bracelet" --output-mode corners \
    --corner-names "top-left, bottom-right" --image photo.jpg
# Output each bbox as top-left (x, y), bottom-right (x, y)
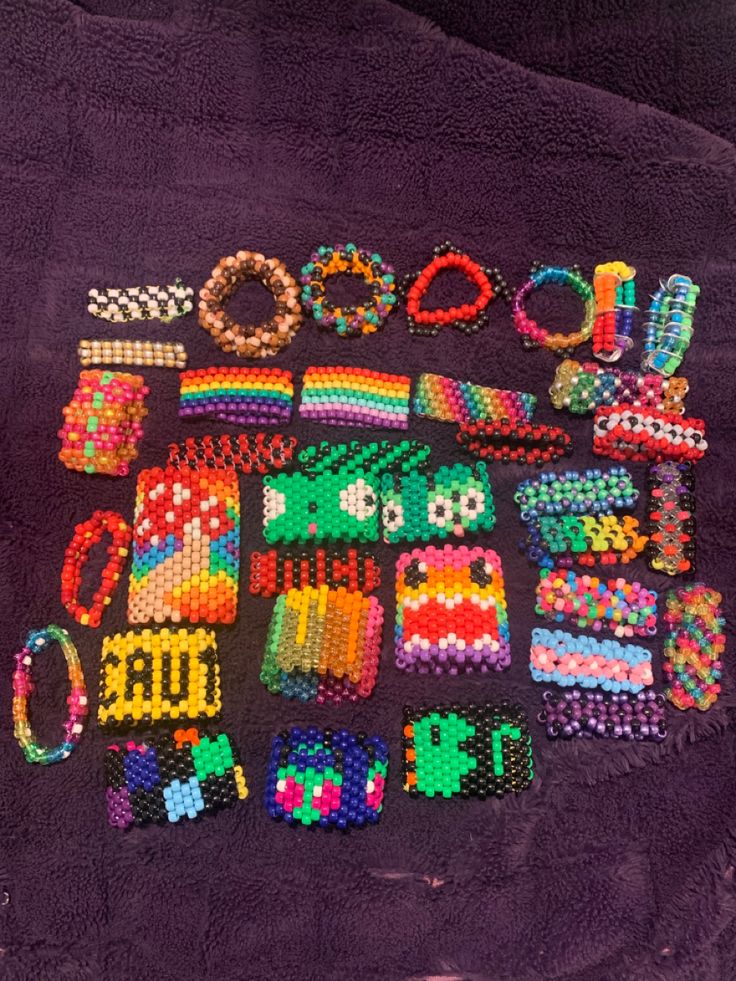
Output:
top-left (87, 278), bottom-right (194, 323)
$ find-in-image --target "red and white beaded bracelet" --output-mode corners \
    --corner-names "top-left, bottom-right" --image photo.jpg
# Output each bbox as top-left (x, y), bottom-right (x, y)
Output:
top-left (592, 405), bottom-right (707, 464)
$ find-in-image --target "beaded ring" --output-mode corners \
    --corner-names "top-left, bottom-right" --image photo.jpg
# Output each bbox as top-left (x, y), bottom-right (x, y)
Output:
top-left (549, 359), bottom-right (689, 416)
top-left (13, 625), bottom-right (88, 764)
top-left (530, 628), bottom-right (654, 692)
top-left (592, 262), bottom-right (636, 362)
top-left (457, 419), bottom-right (573, 466)
top-left (646, 462), bottom-right (696, 576)
top-left (412, 372), bottom-right (536, 425)
top-left (514, 466), bottom-right (639, 521)
top-left (298, 439), bottom-right (431, 477)
top-left (663, 584), bottom-right (725, 711)
top-left (512, 263), bottom-right (596, 353)
top-left (535, 568), bottom-right (657, 639)
top-left (61, 510), bottom-right (132, 627)
top-left (198, 251), bottom-right (302, 358)
top-left (642, 274), bottom-right (699, 377)
top-left (300, 244), bottom-right (396, 337)
top-left (299, 366), bottom-right (411, 430)
top-left (79, 339), bottom-right (187, 369)
top-left (88, 279), bottom-right (193, 322)
top-left (249, 548), bottom-right (380, 596)
top-left (539, 690), bottom-right (667, 742)
top-left (524, 514), bottom-right (648, 568)
top-left (167, 433), bottom-right (297, 474)
top-left (593, 406), bottom-right (707, 464)
top-left (179, 366), bottom-right (293, 426)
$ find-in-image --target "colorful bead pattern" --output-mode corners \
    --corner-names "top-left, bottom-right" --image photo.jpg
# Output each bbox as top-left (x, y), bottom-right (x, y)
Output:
top-left (524, 514), bottom-right (648, 568)
top-left (179, 366), bottom-right (294, 427)
top-left (13, 625), bottom-right (88, 765)
top-left (457, 419), bottom-right (573, 466)
top-left (514, 466), bottom-right (639, 520)
top-left (642, 274), bottom-right (699, 377)
top-left (265, 727), bottom-right (388, 828)
top-left (549, 359), bottom-right (689, 415)
top-left (538, 690), bottom-right (667, 742)
top-left (300, 244), bottom-right (396, 337)
top-left (530, 628), bottom-right (654, 692)
top-left (535, 568), bottom-right (657, 639)
top-left (592, 262), bottom-right (636, 363)
top-left (58, 369), bottom-right (149, 477)
top-left (87, 279), bottom-right (193, 322)
top-left (402, 702), bottom-right (534, 799)
top-left (299, 366), bottom-right (411, 430)
top-left (646, 462), bottom-right (696, 576)
top-left (98, 627), bottom-right (221, 727)
top-left (512, 263), bottom-right (596, 352)
top-left (79, 338), bottom-right (187, 369)
top-left (61, 510), bottom-right (132, 628)
top-left (260, 586), bottom-right (383, 703)
top-left (105, 728), bottom-right (248, 828)
top-left (167, 433), bottom-right (297, 474)
top-left (263, 471), bottom-right (380, 544)
top-left (249, 548), bottom-right (380, 596)
top-left (298, 439), bottom-right (431, 477)
top-left (394, 545), bottom-right (510, 674)
top-left (663, 584), bottom-right (725, 711)
top-left (593, 406), bottom-right (707, 464)
top-left (412, 372), bottom-right (537, 425)
top-left (128, 467), bottom-right (240, 625)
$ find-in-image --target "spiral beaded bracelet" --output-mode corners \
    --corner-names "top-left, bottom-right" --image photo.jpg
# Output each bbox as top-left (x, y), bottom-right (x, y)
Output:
top-left (663, 584), bottom-right (725, 711)
top-left (61, 510), bottom-right (132, 627)
top-left (412, 372), bottom-right (537, 425)
top-left (530, 628), bottom-right (654, 692)
top-left (457, 419), bottom-right (573, 466)
top-left (79, 338), bottom-right (187, 369)
top-left (549, 359), bottom-right (689, 415)
top-left (642, 274), bottom-right (699, 376)
top-left (593, 406), bottom-right (707, 464)
top-left (514, 466), bottom-right (639, 521)
top-left (538, 689), bottom-right (666, 742)
top-left (301, 244), bottom-right (396, 337)
top-left (535, 568), bottom-right (657, 638)
top-left (512, 263), bottom-right (596, 353)
top-left (167, 433), bottom-right (297, 474)
top-left (88, 279), bottom-right (193, 322)
top-left (249, 548), bottom-right (380, 596)
top-left (592, 262), bottom-right (636, 362)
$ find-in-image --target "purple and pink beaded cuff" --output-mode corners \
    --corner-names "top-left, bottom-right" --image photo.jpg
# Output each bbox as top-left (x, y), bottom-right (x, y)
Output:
top-left (299, 366), bottom-right (410, 429)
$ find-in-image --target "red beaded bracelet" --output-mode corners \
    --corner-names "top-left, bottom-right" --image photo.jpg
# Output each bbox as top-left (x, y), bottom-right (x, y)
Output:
top-left (60, 511), bottom-right (132, 627)
top-left (249, 548), bottom-right (381, 596)
top-left (457, 419), bottom-right (573, 465)
top-left (593, 406), bottom-right (707, 464)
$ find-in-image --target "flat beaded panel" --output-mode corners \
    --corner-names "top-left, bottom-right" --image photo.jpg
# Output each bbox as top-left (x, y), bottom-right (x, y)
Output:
top-left (249, 548), bottom-right (380, 596)
top-left (179, 366), bottom-right (294, 426)
top-left (297, 439), bottom-right (431, 477)
top-left (457, 419), bottom-right (572, 466)
top-left (593, 406), bottom-right (707, 463)
top-left (529, 628), bottom-right (654, 693)
top-left (514, 466), bottom-right (639, 520)
top-left (539, 689), bottom-right (667, 742)
top-left (79, 339), bottom-right (187, 369)
top-left (263, 471), bottom-right (380, 544)
top-left (167, 433), bottom-right (297, 474)
top-left (88, 279), bottom-right (193, 322)
top-left (523, 514), bottom-right (648, 568)
top-left (299, 365), bottom-right (411, 429)
top-left (412, 372), bottom-right (537, 425)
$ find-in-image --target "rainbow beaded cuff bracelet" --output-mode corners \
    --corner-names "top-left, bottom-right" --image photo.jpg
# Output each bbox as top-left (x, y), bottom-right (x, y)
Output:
top-left (646, 462), bottom-right (696, 576)
top-left (512, 264), bottom-right (596, 353)
top-left (535, 568), bottom-right (657, 638)
top-left (539, 690), bottom-right (666, 742)
top-left (301, 244), bottom-right (396, 337)
top-left (642, 274), bottom-right (699, 377)
top-left (263, 472), bottom-right (380, 544)
top-left (663, 584), bottom-right (725, 711)
top-left (593, 406), bottom-right (707, 463)
top-left (79, 339), bottom-right (187, 369)
top-left (457, 419), bottom-right (572, 466)
top-left (549, 359), bottom-right (689, 415)
top-left (249, 549), bottom-right (380, 596)
top-left (167, 433), bottom-right (297, 474)
top-left (592, 262), bottom-right (636, 362)
top-left (88, 279), bottom-right (193, 322)
top-left (61, 510), bottom-right (132, 627)
top-left (530, 628), bottom-right (654, 692)
top-left (412, 372), bottom-right (537, 425)
top-left (524, 514), bottom-right (647, 568)
top-left (514, 466), bottom-right (639, 520)
top-left (179, 366), bottom-right (293, 426)
top-left (298, 439), bottom-right (431, 476)
top-left (299, 366), bottom-right (411, 429)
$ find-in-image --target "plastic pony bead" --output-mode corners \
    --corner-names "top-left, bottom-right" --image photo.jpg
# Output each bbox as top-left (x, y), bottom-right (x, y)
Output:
top-left (641, 274), bottom-right (699, 377)
top-left (88, 279), bottom-right (193, 322)
top-left (645, 462), bottom-right (696, 576)
top-left (512, 263), bottom-right (596, 354)
top-left (663, 584), bottom-right (725, 711)
top-left (60, 510), bottom-right (132, 627)
top-left (549, 359), bottom-right (688, 415)
top-left (593, 406), bottom-right (707, 464)
top-left (535, 567), bottom-right (657, 639)
top-left (456, 419), bottom-right (573, 466)
top-left (529, 628), bottom-right (654, 693)
top-left (592, 262), bottom-right (636, 362)
top-left (299, 366), bottom-right (411, 430)
top-left (412, 372), bottom-right (536, 425)
top-left (179, 366), bottom-right (293, 426)
top-left (538, 689), bottom-right (666, 742)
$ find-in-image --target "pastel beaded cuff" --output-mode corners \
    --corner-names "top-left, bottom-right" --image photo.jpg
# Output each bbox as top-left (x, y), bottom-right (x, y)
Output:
top-left (299, 365), bottom-right (411, 429)
top-left (529, 628), bottom-right (654, 692)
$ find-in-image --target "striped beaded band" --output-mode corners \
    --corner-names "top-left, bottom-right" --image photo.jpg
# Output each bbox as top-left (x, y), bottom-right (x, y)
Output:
top-left (260, 586), bottom-right (384, 703)
top-left (549, 359), bottom-right (689, 415)
top-left (663, 584), bottom-right (725, 711)
top-left (13, 625), bottom-right (88, 765)
top-left (167, 433), bottom-right (297, 474)
top-left (593, 405), bottom-right (707, 464)
top-left (249, 548), bottom-right (380, 596)
top-left (538, 690), bottom-right (667, 742)
top-left (512, 263), bottom-right (596, 353)
top-left (646, 462), bottom-right (696, 576)
top-left (87, 278), bottom-right (193, 322)
top-left (298, 439), bottom-right (431, 477)
top-left (523, 514), bottom-right (648, 568)
top-left (535, 568), bottom-right (657, 639)
top-left (299, 365), bottom-right (411, 430)
top-left (642, 274), bottom-right (699, 377)
top-left (179, 366), bottom-right (293, 426)
top-left (592, 262), bottom-right (636, 363)
top-left (457, 419), bottom-right (573, 466)
top-left (514, 466), bottom-right (639, 521)
top-left (61, 510), bottom-right (132, 628)
top-left (412, 372), bottom-right (536, 425)
top-left (530, 628), bottom-right (654, 693)
top-left (79, 338), bottom-right (187, 369)
top-left (263, 471), bottom-right (381, 544)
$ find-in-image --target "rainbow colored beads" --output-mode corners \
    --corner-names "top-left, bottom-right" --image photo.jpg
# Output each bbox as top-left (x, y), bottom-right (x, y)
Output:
top-left (412, 372), bottom-right (537, 425)
top-left (642, 274), bottom-right (699, 377)
top-left (549, 359), bottom-right (689, 415)
top-left (592, 262), bottom-right (636, 362)
top-left (535, 568), bottom-right (657, 638)
top-left (527, 514), bottom-right (648, 568)
top-left (178, 366), bottom-right (293, 426)
top-left (263, 471), bottom-right (380, 544)
top-left (299, 365), bottom-right (411, 429)
top-left (539, 689), bottom-right (667, 742)
top-left (663, 584), bottom-right (725, 711)
top-left (512, 264), bottom-right (596, 353)
top-left (530, 628), bottom-right (654, 692)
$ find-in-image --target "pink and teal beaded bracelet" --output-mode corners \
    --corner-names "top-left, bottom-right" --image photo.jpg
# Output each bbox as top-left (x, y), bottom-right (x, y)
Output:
top-left (529, 628), bottom-right (653, 693)
top-left (299, 366), bottom-right (411, 429)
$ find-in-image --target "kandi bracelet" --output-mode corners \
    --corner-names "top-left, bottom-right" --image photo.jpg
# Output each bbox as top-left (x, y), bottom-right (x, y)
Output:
top-left (538, 689), bottom-right (667, 742)
top-left (412, 372), bottom-right (536, 425)
top-left (88, 279), bottom-right (193, 322)
top-left (663, 584), bottom-right (725, 711)
top-left (549, 359), bottom-right (689, 416)
top-left (592, 262), bottom-right (636, 362)
top-left (457, 419), bottom-right (573, 466)
top-left (535, 568), bottom-right (657, 638)
top-left (167, 433), bottom-right (297, 474)
top-left (524, 514), bottom-right (648, 569)
top-left (514, 466), bottom-right (639, 520)
top-left (593, 406), bottom-right (707, 463)
top-left (646, 462), bottom-right (696, 576)
top-left (530, 628), bottom-right (654, 692)
top-left (61, 510), bottom-right (132, 627)
top-left (298, 439), bottom-right (431, 477)
top-left (299, 366), bottom-right (411, 429)
top-left (79, 339), bottom-right (187, 369)
top-left (179, 366), bottom-right (294, 426)
top-left (249, 548), bottom-right (380, 596)
top-left (301, 244), bottom-right (396, 337)
top-left (512, 263), bottom-right (596, 353)
top-left (642, 274), bottom-right (699, 377)
top-left (263, 471), bottom-right (381, 544)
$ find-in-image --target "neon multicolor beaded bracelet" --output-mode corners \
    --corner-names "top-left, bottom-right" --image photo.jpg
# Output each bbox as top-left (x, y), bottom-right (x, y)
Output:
top-left (179, 366), bottom-right (294, 426)
top-left (79, 339), bottom-right (187, 369)
top-left (412, 372), bottom-right (537, 425)
top-left (645, 462), bottom-right (696, 576)
top-left (530, 628), bottom-right (654, 692)
top-left (538, 689), bottom-right (666, 742)
top-left (593, 406), bottom-right (707, 463)
top-left (514, 466), bottom-right (639, 520)
top-left (249, 548), bottom-right (380, 596)
top-left (663, 584), bottom-right (725, 711)
top-left (299, 366), bottom-right (411, 429)
top-left (167, 433), bottom-right (297, 474)
top-left (61, 510), bottom-right (132, 627)
top-left (535, 568), bottom-right (657, 638)
top-left (87, 279), bottom-right (193, 322)
top-left (592, 262), bottom-right (636, 362)
top-left (457, 419), bottom-right (573, 466)
top-left (642, 274), bottom-right (699, 376)
top-left (524, 514), bottom-right (648, 568)
top-left (549, 359), bottom-right (689, 415)
top-left (512, 263), bottom-right (596, 353)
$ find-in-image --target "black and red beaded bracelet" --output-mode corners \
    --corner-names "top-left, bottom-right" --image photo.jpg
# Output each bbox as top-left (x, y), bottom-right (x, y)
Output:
top-left (249, 548), bottom-right (381, 596)
top-left (457, 419), bottom-right (573, 465)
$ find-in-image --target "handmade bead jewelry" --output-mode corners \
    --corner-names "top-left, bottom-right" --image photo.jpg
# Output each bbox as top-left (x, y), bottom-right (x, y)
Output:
top-left (402, 702), bottom-right (534, 799)
top-left (98, 627), bottom-right (221, 727)
top-left (13, 625), bottom-right (88, 765)
top-left (263, 471), bottom-right (381, 544)
top-left (179, 366), bottom-right (293, 426)
top-left (512, 263), bottom-right (596, 353)
top-left (300, 244), bottom-right (396, 337)
top-left (167, 433), bottom-right (297, 474)
top-left (642, 274), bottom-right (699, 376)
top-left (457, 419), bottom-right (573, 466)
top-left (646, 462), bottom-right (696, 576)
top-left (412, 372), bottom-right (536, 425)
top-left (523, 514), bottom-right (647, 568)
top-left (593, 406), bottom-right (707, 464)
top-left (538, 689), bottom-right (667, 742)
top-left (530, 628), bottom-right (653, 692)
top-left (299, 366), bottom-right (411, 430)
top-left (395, 546), bottom-right (510, 674)
top-left (592, 262), bottom-right (636, 362)
top-left (60, 510), bottom-right (132, 627)
top-left (400, 242), bottom-right (509, 337)
top-left (87, 278), bottom-right (193, 322)
top-left (128, 467), bottom-right (240, 625)
top-left (514, 466), bottom-right (639, 520)
top-left (105, 728), bottom-right (248, 828)
top-left (381, 462), bottom-right (495, 544)
top-left (198, 251), bottom-right (302, 357)
top-left (265, 727), bottom-right (388, 828)
top-left (549, 359), bottom-right (689, 416)
top-left (535, 568), bottom-right (657, 639)
top-left (663, 584), bottom-right (725, 711)
top-left (78, 338), bottom-right (187, 369)
top-left (249, 548), bottom-right (380, 596)
top-left (58, 369), bottom-right (148, 477)
top-left (298, 439), bottom-right (431, 477)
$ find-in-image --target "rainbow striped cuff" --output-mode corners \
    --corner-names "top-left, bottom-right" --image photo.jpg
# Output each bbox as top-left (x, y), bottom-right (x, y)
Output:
top-left (412, 372), bottom-right (536, 425)
top-left (299, 366), bottom-right (411, 429)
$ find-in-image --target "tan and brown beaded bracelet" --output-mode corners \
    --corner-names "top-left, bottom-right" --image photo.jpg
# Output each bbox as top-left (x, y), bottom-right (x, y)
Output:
top-left (78, 339), bottom-right (187, 369)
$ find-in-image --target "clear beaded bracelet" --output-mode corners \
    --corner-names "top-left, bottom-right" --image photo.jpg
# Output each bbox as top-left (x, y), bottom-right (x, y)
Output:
top-left (641, 274), bottom-right (699, 376)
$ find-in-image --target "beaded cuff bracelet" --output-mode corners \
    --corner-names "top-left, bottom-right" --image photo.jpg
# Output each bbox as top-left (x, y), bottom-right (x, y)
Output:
top-left (402, 702), bottom-right (534, 799)
top-left (381, 463), bottom-right (495, 543)
top-left (539, 689), bottom-right (667, 742)
top-left (301, 244), bottom-right (396, 337)
top-left (530, 628), bottom-right (654, 692)
top-left (524, 514), bottom-right (648, 568)
top-left (128, 467), bottom-right (240, 625)
top-left (646, 462), bottom-right (696, 576)
top-left (266, 727), bottom-right (388, 828)
top-left (78, 339), bottom-right (187, 369)
top-left (512, 263), bottom-right (596, 353)
top-left (593, 406), bottom-right (707, 464)
top-left (535, 568), bottom-right (657, 638)
top-left (298, 439), bottom-right (431, 477)
top-left (59, 370), bottom-right (149, 477)
top-left (61, 510), bottom-right (132, 627)
top-left (106, 728), bottom-right (248, 828)
top-left (457, 419), bottom-right (573, 466)
top-left (88, 279), bottom-right (193, 322)
top-left (549, 359), bottom-right (689, 416)
top-left (167, 433), bottom-right (297, 474)
top-left (663, 584), bottom-right (725, 711)
top-left (395, 546), bottom-right (510, 674)
top-left (179, 366), bottom-right (294, 426)
top-left (261, 586), bottom-right (383, 703)
top-left (299, 366), bottom-right (411, 429)
top-left (642, 274), bottom-right (699, 377)
top-left (249, 549), bottom-right (380, 596)
top-left (412, 372), bottom-right (537, 425)
top-left (13, 625), bottom-right (88, 765)
top-left (98, 627), bottom-right (221, 727)
top-left (263, 471), bottom-right (380, 544)
top-left (514, 466), bottom-right (638, 520)
top-left (592, 262), bottom-right (636, 363)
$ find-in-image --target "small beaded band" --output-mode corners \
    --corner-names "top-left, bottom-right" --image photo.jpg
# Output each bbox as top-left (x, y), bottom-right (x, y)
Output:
top-left (642, 274), bottom-right (699, 376)
top-left (538, 690), bottom-right (667, 742)
top-left (61, 510), bottom-right (132, 628)
top-left (457, 419), bottom-right (573, 466)
top-left (249, 548), bottom-right (380, 596)
top-left (402, 702), bottom-right (534, 799)
top-left (179, 366), bottom-right (294, 426)
top-left (663, 584), bottom-right (725, 711)
top-left (58, 370), bottom-right (149, 477)
top-left (523, 514), bottom-right (648, 568)
top-left (530, 628), bottom-right (653, 692)
top-left (105, 728), bottom-right (248, 829)
top-left (300, 244), bottom-right (396, 337)
top-left (13, 626), bottom-right (88, 764)
top-left (592, 262), bottom-right (636, 362)
top-left (514, 466), bottom-right (639, 521)
top-left (593, 405), bottom-right (707, 464)
top-left (646, 462), bottom-right (696, 576)
top-left (395, 545), bottom-right (510, 674)
top-left (263, 471), bottom-right (381, 544)
top-left (266, 727), bottom-right (388, 828)
top-left (412, 372), bottom-right (537, 425)
top-left (87, 279), bottom-right (193, 322)
top-left (298, 439), bottom-right (431, 477)
top-left (401, 242), bottom-right (509, 337)
top-left (535, 568), bottom-right (657, 639)
top-left (78, 338), bottom-right (187, 369)
top-left (167, 433), bottom-right (297, 474)
top-left (299, 366), bottom-right (411, 430)
top-left (512, 263), bottom-right (596, 353)
top-left (549, 359), bottom-right (689, 415)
